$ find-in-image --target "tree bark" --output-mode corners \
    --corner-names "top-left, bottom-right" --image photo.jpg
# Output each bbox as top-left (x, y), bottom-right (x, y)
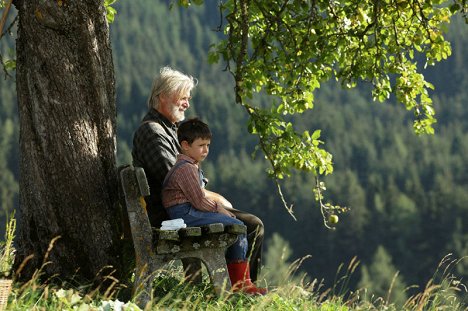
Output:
top-left (13, 0), bottom-right (121, 283)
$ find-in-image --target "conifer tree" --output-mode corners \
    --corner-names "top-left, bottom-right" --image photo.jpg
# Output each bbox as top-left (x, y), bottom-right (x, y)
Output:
top-left (358, 245), bottom-right (408, 307)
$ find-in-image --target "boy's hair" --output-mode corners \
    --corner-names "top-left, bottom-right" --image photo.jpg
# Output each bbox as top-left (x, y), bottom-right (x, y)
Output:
top-left (177, 117), bottom-right (212, 144)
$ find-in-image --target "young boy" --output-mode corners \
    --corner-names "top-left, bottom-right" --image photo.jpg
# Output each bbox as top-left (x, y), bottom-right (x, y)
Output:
top-left (161, 117), bottom-right (267, 295)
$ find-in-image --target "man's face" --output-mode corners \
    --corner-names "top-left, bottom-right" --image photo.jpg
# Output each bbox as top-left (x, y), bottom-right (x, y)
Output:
top-left (159, 92), bottom-right (191, 123)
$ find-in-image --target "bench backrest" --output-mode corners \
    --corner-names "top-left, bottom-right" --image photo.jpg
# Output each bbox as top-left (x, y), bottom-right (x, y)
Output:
top-left (119, 165), bottom-right (154, 264)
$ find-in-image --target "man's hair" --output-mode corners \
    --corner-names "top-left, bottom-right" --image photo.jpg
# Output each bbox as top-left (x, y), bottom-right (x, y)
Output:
top-left (177, 117), bottom-right (212, 145)
top-left (147, 66), bottom-right (198, 109)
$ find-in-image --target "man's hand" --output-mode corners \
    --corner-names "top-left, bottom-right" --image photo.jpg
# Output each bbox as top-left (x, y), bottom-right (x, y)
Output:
top-left (205, 189), bottom-right (233, 208)
top-left (217, 197), bottom-right (233, 209)
top-left (217, 205), bottom-right (236, 218)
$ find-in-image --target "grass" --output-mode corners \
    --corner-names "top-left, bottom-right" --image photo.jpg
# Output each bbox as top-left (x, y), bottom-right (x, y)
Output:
top-left (0, 213), bottom-right (15, 278)
top-left (1, 255), bottom-right (466, 311)
top-left (0, 217), bottom-right (466, 310)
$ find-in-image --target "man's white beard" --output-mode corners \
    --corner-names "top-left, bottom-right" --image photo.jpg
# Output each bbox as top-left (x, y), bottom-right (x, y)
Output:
top-left (171, 105), bottom-right (185, 122)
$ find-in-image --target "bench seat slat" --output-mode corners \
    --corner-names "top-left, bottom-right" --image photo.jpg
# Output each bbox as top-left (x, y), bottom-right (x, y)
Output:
top-left (202, 223), bottom-right (224, 234)
top-left (155, 229), bottom-right (180, 241)
top-left (225, 224), bottom-right (247, 234)
top-left (179, 227), bottom-right (202, 237)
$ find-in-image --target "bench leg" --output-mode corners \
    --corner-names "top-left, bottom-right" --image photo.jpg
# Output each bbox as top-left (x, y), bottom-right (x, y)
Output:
top-left (200, 250), bottom-right (232, 296)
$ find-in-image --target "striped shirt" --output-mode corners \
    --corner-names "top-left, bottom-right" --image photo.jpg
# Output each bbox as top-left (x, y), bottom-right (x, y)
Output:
top-left (162, 154), bottom-right (218, 212)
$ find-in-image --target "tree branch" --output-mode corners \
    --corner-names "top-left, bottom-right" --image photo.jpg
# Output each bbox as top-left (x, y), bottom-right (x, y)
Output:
top-left (0, 0), bottom-right (13, 36)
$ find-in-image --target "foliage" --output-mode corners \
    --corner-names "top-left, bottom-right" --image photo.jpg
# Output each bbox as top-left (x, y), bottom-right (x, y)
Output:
top-left (358, 245), bottom-right (408, 307)
top-left (0, 119), bottom-right (18, 218)
top-left (104, 0), bottom-right (117, 24)
top-left (0, 212), bottom-right (15, 278)
top-left (260, 233), bottom-right (310, 287)
top-left (206, 0), bottom-right (455, 220)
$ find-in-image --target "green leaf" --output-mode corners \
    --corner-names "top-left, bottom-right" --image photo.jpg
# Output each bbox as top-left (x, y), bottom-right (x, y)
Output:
top-left (311, 130), bottom-right (321, 140)
top-left (104, 0), bottom-right (117, 23)
top-left (4, 59), bottom-right (16, 71)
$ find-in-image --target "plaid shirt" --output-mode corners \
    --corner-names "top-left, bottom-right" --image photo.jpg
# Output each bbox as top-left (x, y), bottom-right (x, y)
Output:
top-left (132, 109), bottom-right (180, 211)
top-left (162, 154), bottom-right (218, 212)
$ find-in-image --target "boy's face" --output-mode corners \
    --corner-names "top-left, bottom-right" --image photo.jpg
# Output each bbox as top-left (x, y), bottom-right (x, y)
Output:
top-left (181, 138), bottom-right (210, 163)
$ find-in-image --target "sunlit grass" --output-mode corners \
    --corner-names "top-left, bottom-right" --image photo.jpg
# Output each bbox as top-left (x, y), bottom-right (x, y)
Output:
top-left (2, 255), bottom-right (465, 311)
top-left (0, 218), bottom-right (466, 310)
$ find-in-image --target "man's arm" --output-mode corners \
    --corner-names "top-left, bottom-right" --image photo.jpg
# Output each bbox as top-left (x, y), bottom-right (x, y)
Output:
top-left (133, 122), bottom-right (177, 184)
top-left (204, 189), bottom-right (236, 217)
top-left (204, 189), bottom-right (233, 208)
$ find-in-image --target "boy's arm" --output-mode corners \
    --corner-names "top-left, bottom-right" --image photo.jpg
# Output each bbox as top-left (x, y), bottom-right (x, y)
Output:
top-left (172, 164), bottom-right (218, 212)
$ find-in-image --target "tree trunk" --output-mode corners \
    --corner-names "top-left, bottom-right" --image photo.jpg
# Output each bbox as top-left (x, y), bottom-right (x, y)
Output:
top-left (13, 0), bottom-right (121, 283)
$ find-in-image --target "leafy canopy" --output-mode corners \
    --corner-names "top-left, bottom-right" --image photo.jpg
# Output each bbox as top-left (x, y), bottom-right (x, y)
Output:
top-left (185, 0), bottom-right (456, 224)
top-left (213, 0), bottom-right (453, 131)
top-left (4, 0), bottom-right (458, 225)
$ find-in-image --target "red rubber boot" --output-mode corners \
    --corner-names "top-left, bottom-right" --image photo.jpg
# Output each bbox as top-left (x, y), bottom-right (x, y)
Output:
top-left (227, 261), bottom-right (268, 295)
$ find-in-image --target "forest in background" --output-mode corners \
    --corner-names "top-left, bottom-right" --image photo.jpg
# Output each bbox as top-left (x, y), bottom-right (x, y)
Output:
top-left (1, 0), bottom-right (466, 305)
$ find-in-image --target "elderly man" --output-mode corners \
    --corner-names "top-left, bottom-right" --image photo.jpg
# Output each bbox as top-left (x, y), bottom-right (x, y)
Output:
top-left (132, 66), bottom-right (264, 282)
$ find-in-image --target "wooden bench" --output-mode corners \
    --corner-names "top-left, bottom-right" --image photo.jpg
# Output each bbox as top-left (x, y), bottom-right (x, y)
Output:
top-left (119, 165), bottom-right (246, 308)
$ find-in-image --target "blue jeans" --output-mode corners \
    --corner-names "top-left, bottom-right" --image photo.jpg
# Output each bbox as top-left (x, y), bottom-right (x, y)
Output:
top-left (166, 203), bottom-right (248, 262)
